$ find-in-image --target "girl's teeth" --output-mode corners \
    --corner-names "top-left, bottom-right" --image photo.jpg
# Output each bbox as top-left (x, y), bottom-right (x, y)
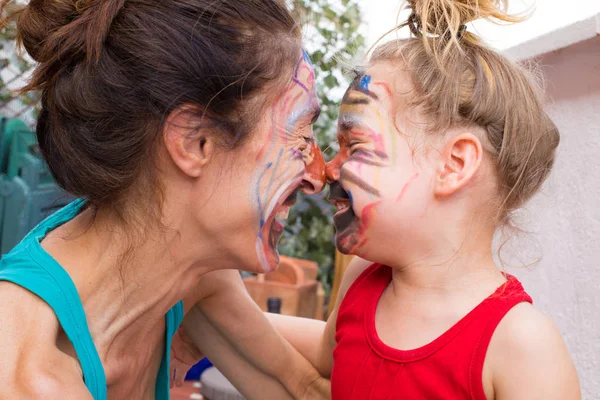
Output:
top-left (336, 203), bottom-right (350, 211)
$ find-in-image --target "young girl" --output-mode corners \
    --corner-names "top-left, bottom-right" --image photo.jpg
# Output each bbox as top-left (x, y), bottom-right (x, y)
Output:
top-left (269, 0), bottom-right (581, 398)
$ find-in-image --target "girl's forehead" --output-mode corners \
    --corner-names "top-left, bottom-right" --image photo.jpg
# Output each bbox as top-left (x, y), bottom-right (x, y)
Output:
top-left (364, 61), bottom-right (415, 99)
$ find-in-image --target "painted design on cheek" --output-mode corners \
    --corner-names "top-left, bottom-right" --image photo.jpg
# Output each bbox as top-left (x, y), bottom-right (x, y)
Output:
top-left (356, 200), bottom-right (381, 249)
top-left (256, 162), bottom-right (273, 230)
top-left (264, 148), bottom-right (285, 216)
top-left (349, 151), bottom-right (387, 167)
top-left (340, 169), bottom-right (381, 197)
top-left (396, 173), bottom-right (419, 203)
top-left (360, 75), bottom-right (372, 92)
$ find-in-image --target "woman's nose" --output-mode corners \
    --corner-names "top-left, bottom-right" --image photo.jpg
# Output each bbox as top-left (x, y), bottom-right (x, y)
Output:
top-left (300, 141), bottom-right (326, 194)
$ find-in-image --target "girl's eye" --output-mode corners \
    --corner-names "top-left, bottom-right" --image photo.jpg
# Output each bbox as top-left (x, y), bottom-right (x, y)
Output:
top-left (348, 142), bottom-right (360, 154)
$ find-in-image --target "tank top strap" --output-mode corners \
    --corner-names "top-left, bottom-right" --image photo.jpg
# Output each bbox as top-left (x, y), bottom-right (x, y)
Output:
top-left (0, 199), bottom-right (107, 399)
top-left (337, 263), bottom-right (387, 314)
top-left (335, 263), bottom-right (387, 337)
top-left (155, 300), bottom-right (184, 399)
top-left (468, 275), bottom-right (532, 399)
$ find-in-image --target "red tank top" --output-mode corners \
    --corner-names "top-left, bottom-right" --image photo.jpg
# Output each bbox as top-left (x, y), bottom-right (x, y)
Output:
top-left (331, 263), bottom-right (532, 400)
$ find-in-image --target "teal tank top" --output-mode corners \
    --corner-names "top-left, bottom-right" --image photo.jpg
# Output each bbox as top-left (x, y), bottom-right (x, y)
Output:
top-left (0, 199), bottom-right (184, 399)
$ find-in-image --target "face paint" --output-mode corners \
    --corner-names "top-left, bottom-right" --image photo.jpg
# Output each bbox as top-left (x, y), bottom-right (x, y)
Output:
top-left (326, 68), bottom-right (426, 256)
top-left (360, 74), bottom-right (372, 92)
top-left (251, 51), bottom-right (324, 271)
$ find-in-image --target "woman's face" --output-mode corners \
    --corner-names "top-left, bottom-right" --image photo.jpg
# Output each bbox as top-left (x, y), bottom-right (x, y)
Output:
top-left (199, 51), bottom-right (325, 273)
top-left (325, 62), bottom-right (436, 264)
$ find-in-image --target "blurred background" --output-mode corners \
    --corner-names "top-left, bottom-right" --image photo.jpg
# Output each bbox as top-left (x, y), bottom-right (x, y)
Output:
top-left (2, 0), bottom-right (599, 398)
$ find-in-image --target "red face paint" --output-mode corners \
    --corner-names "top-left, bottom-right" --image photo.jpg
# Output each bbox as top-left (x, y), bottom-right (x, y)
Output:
top-left (396, 173), bottom-right (419, 203)
top-left (306, 141), bottom-right (326, 189)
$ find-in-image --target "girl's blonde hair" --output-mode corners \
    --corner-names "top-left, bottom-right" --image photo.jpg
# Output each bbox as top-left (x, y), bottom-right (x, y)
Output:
top-left (372, 0), bottom-right (559, 224)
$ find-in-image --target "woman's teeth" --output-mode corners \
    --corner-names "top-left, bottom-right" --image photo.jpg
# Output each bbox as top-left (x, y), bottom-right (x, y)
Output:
top-left (275, 206), bottom-right (291, 220)
top-left (336, 202), bottom-right (350, 212)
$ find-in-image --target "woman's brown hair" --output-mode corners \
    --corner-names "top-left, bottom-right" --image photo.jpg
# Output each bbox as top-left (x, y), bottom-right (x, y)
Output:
top-left (1, 0), bottom-right (301, 216)
top-left (371, 0), bottom-right (559, 224)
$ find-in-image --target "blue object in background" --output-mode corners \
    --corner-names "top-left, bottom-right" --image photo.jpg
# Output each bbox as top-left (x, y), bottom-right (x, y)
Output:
top-left (185, 358), bottom-right (213, 381)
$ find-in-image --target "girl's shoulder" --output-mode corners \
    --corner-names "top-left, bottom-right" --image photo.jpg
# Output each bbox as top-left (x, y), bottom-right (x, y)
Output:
top-left (484, 302), bottom-right (580, 399)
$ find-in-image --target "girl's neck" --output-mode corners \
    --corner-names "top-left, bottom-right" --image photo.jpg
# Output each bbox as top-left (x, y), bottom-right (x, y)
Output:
top-left (388, 250), bottom-right (506, 298)
top-left (385, 222), bottom-right (506, 299)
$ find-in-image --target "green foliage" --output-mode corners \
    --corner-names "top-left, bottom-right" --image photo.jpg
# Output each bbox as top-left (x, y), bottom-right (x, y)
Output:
top-left (281, 0), bottom-right (365, 294)
top-left (1, 4), bottom-right (38, 115)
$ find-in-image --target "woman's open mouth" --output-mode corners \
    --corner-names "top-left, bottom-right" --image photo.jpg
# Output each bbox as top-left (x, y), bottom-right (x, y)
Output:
top-left (269, 201), bottom-right (294, 249)
top-left (256, 181), bottom-right (301, 272)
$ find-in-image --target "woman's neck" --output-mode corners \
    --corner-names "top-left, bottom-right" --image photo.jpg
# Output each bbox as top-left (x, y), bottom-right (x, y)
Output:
top-left (41, 205), bottom-right (220, 358)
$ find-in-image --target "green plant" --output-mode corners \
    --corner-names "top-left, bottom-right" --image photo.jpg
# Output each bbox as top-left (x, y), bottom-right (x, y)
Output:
top-left (281, 0), bottom-right (365, 295)
top-left (1, 3), bottom-right (38, 117)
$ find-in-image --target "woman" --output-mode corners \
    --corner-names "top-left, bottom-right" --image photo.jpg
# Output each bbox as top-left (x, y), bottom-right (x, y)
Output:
top-left (0, 0), bottom-right (328, 398)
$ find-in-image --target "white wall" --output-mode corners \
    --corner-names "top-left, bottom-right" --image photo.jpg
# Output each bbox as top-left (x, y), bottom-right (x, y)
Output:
top-left (503, 36), bottom-right (600, 399)
top-left (363, 0), bottom-right (600, 50)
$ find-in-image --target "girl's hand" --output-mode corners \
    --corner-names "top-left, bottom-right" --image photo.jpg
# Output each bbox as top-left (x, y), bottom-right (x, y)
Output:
top-left (170, 325), bottom-right (204, 388)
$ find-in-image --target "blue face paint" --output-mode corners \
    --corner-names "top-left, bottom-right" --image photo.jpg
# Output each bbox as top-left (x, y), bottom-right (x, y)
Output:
top-left (302, 49), bottom-right (313, 66)
top-left (360, 74), bottom-right (372, 92)
top-left (348, 190), bottom-right (354, 207)
top-left (256, 162), bottom-right (274, 230)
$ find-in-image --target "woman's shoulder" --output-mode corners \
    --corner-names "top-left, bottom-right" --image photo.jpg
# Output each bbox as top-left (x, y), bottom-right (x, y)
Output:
top-left (0, 281), bottom-right (92, 399)
top-left (485, 303), bottom-right (581, 399)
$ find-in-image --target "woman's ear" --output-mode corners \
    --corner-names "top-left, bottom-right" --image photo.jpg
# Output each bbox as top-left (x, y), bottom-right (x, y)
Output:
top-left (434, 132), bottom-right (483, 197)
top-left (163, 106), bottom-right (216, 178)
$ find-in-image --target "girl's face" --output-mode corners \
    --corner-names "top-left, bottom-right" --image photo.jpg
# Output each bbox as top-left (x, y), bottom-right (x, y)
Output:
top-left (326, 62), bottom-right (438, 263)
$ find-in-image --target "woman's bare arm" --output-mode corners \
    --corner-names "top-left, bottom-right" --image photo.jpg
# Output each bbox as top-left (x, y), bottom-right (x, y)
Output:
top-left (0, 282), bottom-right (93, 400)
